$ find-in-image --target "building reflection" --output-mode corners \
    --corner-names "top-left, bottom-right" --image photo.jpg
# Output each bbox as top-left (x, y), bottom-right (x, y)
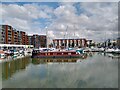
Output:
top-left (2, 52), bottom-right (95, 80)
top-left (2, 57), bottom-right (31, 80)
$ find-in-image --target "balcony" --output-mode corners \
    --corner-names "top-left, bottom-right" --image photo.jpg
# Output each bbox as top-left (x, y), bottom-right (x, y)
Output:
top-left (1, 38), bottom-right (5, 41)
top-left (8, 32), bottom-right (12, 35)
top-left (8, 29), bottom-right (11, 31)
top-left (8, 35), bottom-right (12, 38)
top-left (2, 35), bottom-right (5, 37)
top-left (8, 37), bottom-right (12, 40)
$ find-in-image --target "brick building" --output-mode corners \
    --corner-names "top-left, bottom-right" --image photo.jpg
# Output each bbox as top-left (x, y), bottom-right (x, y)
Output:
top-left (28, 36), bottom-right (32, 45)
top-left (31, 35), bottom-right (47, 48)
top-left (0, 25), bottom-right (30, 45)
top-left (0, 25), bottom-right (13, 44)
top-left (25, 35), bottom-right (29, 45)
top-left (39, 35), bottom-right (47, 48)
top-left (0, 25), bottom-right (47, 48)
top-left (20, 31), bottom-right (26, 45)
top-left (0, 25), bottom-right (4, 44)
top-left (13, 28), bottom-right (19, 44)
top-left (31, 35), bottom-right (40, 48)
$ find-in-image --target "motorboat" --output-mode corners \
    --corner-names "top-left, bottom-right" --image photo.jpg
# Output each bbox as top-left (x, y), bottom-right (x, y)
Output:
top-left (105, 48), bottom-right (115, 53)
top-left (113, 48), bottom-right (120, 54)
top-left (0, 50), bottom-right (6, 59)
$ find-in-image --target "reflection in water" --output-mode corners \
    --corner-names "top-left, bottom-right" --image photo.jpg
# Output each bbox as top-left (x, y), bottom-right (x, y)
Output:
top-left (32, 58), bottom-right (78, 64)
top-left (2, 52), bottom-right (118, 88)
top-left (31, 52), bottom-right (93, 65)
top-left (97, 52), bottom-right (120, 59)
top-left (2, 53), bottom-right (90, 80)
top-left (2, 57), bottom-right (31, 80)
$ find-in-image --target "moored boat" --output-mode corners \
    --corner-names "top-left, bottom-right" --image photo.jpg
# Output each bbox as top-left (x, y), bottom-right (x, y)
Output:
top-left (105, 48), bottom-right (120, 54)
top-left (9, 49), bottom-right (19, 58)
top-left (105, 48), bottom-right (114, 53)
top-left (0, 50), bottom-right (6, 59)
top-left (113, 48), bottom-right (120, 54)
top-left (98, 47), bottom-right (105, 52)
top-left (31, 49), bottom-right (84, 58)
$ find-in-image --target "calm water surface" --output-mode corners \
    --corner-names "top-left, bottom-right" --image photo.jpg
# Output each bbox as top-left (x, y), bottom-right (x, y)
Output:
top-left (1, 52), bottom-right (118, 88)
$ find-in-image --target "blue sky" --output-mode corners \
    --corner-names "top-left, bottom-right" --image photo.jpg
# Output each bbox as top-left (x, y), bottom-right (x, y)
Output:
top-left (2, 2), bottom-right (60, 8)
top-left (1, 2), bottom-right (60, 28)
top-left (1, 2), bottom-right (118, 42)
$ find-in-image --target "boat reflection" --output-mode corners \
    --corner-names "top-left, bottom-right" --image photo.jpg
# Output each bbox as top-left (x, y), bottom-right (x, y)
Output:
top-left (97, 52), bottom-right (120, 59)
top-left (32, 53), bottom-right (90, 65)
top-left (2, 52), bottom-right (94, 80)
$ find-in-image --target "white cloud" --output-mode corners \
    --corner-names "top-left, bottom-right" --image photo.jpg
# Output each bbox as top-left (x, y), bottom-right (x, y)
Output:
top-left (2, 3), bottom-right (53, 34)
top-left (1, 2), bottom-right (118, 42)
top-left (48, 2), bottom-right (118, 42)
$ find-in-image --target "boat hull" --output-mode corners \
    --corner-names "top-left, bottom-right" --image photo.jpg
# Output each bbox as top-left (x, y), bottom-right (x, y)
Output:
top-left (31, 51), bottom-right (83, 58)
top-left (31, 55), bottom-right (82, 58)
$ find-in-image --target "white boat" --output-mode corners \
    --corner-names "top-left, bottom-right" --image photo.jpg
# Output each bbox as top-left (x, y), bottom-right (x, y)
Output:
top-left (0, 50), bottom-right (6, 59)
top-left (105, 48), bottom-right (115, 53)
top-left (105, 48), bottom-right (120, 54)
top-left (5, 50), bottom-right (12, 56)
top-left (14, 51), bottom-right (19, 57)
top-left (98, 47), bottom-right (105, 52)
top-left (113, 48), bottom-right (120, 54)
top-left (10, 49), bottom-right (19, 58)
top-left (38, 48), bottom-right (57, 52)
top-left (84, 47), bottom-right (98, 52)
top-left (19, 49), bottom-right (24, 54)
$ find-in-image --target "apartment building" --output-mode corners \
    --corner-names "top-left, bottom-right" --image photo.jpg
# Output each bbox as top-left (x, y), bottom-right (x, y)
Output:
top-left (20, 31), bottom-right (26, 45)
top-left (31, 35), bottom-right (47, 48)
top-left (31, 35), bottom-right (40, 48)
top-left (53, 38), bottom-right (87, 49)
top-left (0, 25), bottom-right (13, 44)
top-left (0, 25), bottom-right (3, 44)
top-left (0, 25), bottom-right (47, 48)
top-left (25, 35), bottom-right (29, 45)
top-left (39, 35), bottom-right (47, 48)
top-left (13, 28), bottom-right (19, 44)
top-left (28, 36), bottom-right (32, 45)
top-left (0, 25), bottom-right (28, 45)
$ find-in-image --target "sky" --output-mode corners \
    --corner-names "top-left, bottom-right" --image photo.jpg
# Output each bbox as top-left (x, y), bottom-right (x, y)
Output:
top-left (0, 1), bottom-right (118, 43)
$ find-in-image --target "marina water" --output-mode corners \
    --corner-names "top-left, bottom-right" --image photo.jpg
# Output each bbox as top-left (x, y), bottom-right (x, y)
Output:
top-left (1, 52), bottom-right (118, 88)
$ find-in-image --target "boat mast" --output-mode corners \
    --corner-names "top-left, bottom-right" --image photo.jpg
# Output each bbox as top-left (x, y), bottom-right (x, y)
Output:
top-left (45, 27), bottom-right (48, 48)
top-left (74, 24), bottom-right (76, 48)
top-left (64, 26), bottom-right (68, 48)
